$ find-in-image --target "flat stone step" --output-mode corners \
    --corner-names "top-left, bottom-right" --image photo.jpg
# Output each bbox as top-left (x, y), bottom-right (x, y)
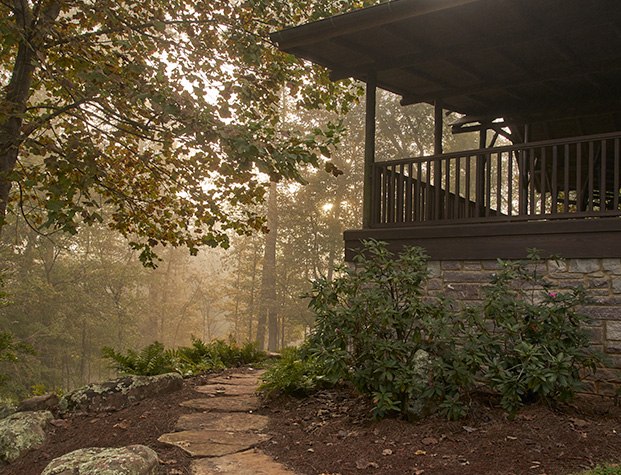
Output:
top-left (158, 430), bottom-right (269, 457)
top-left (195, 384), bottom-right (258, 397)
top-left (209, 372), bottom-right (265, 386)
top-left (176, 412), bottom-right (269, 432)
top-left (181, 396), bottom-right (260, 412)
top-left (191, 449), bottom-right (296, 475)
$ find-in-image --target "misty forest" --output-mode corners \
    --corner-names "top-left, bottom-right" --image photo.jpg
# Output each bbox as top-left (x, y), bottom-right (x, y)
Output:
top-left (0, 0), bottom-right (479, 402)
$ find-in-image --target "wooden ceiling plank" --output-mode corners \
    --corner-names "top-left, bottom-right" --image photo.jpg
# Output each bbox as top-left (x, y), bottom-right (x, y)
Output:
top-left (327, 9), bottom-right (608, 82)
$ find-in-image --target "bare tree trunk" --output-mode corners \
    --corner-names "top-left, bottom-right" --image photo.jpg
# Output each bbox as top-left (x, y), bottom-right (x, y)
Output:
top-left (256, 182), bottom-right (279, 350)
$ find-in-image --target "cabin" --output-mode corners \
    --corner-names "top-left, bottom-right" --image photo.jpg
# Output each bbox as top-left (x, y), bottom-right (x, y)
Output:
top-left (271, 0), bottom-right (621, 394)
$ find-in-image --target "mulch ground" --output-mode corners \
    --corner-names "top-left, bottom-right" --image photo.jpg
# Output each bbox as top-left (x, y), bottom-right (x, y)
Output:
top-left (3, 369), bottom-right (621, 475)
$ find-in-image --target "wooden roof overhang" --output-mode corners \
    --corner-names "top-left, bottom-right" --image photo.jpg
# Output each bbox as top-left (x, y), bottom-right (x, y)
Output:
top-left (270, 0), bottom-right (621, 141)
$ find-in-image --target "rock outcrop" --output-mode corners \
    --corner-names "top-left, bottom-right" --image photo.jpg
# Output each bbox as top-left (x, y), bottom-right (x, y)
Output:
top-left (17, 392), bottom-right (59, 413)
top-left (0, 410), bottom-right (53, 463)
top-left (59, 372), bottom-right (183, 414)
top-left (41, 445), bottom-right (158, 475)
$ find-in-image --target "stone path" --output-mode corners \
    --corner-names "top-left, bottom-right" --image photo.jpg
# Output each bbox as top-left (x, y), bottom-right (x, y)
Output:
top-left (158, 368), bottom-right (296, 474)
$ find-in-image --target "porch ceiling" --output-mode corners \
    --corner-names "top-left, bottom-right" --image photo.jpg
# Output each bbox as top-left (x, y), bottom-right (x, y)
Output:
top-left (270, 0), bottom-right (621, 131)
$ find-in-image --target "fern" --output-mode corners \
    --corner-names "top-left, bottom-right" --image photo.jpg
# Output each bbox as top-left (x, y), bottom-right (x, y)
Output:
top-left (101, 342), bottom-right (174, 376)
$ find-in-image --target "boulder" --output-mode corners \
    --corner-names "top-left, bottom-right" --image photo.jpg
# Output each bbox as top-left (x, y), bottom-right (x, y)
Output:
top-left (17, 392), bottom-right (59, 413)
top-left (59, 372), bottom-right (182, 414)
top-left (41, 445), bottom-right (158, 475)
top-left (0, 410), bottom-right (53, 463)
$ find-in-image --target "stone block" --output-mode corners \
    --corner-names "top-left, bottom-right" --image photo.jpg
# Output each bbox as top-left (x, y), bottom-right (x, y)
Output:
top-left (586, 290), bottom-right (610, 297)
top-left (558, 280), bottom-right (586, 289)
top-left (443, 271), bottom-right (491, 283)
top-left (441, 261), bottom-right (461, 270)
top-left (569, 259), bottom-right (601, 274)
top-left (464, 261), bottom-right (482, 271)
top-left (592, 296), bottom-right (621, 306)
top-left (427, 261), bottom-right (441, 278)
top-left (548, 273), bottom-right (584, 279)
top-left (482, 260), bottom-right (502, 270)
top-left (605, 342), bottom-right (621, 354)
top-left (603, 259), bottom-right (621, 275)
top-left (582, 307), bottom-right (621, 321)
top-left (547, 260), bottom-right (568, 273)
top-left (445, 284), bottom-right (481, 300)
top-left (588, 278), bottom-right (610, 289)
top-left (596, 382), bottom-right (619, 397)
top-left (612, 277), bottom-right (621, 294)
top-left (607, 321), bottom-right (621, 341)
top-left (426, 279), bottom-right (442, 291)
top-left (585, 326), bottom-right (603, 344)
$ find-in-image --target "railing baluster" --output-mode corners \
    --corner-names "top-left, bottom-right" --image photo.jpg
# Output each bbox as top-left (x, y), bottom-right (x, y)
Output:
top-left (454, 156), bottom-right (461, 219)
top-left (577, 144), bottom-right (582, 212)
top-left (496, 152), bottom-right (502, 215)
top-left (613, 139), bottom-right (619, 210)
top-left (589, 141), bottom-right (594, 211)
top-left (601, 139), bottom-right (607, 212)
top-left (540, 146), bottom-right (547, 215)
top-left (416, 162), bottom-right (422, 222)
top-left (396, 163), bottom-right (404, 222)
top-left (552, 145), bottom-right (558, 214)
top-left (564, 144), bottom-right (570, 214)
top-left (529, 148), bottom-right (536, 215)
top-left (405, 163), bottom-right (413, 222)
top-left (508, 151), bottom-right (513, 216)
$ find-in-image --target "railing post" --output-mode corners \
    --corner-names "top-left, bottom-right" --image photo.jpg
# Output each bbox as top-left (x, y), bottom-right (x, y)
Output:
top-left (363, 69), bottom-right (377, 228)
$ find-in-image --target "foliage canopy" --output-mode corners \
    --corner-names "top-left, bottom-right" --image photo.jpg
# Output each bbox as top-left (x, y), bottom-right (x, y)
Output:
top-left (0, 0), bottom-right (379, 265)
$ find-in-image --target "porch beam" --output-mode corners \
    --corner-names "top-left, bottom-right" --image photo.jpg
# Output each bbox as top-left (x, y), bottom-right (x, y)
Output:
top-left (363, 69), bottom-right (377, 228)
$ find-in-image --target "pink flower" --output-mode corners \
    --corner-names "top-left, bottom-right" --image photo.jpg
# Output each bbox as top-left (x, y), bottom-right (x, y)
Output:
top-left (549, 292), bottom-right (557, 297)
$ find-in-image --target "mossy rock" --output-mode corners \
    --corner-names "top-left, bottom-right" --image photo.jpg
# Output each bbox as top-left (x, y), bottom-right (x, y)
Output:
top-left (42, 445), bottom-right (158, 475)
top-left (0, 410), bottom-right (53, 463)
top-left (59, 372), bottom-right (182, 414)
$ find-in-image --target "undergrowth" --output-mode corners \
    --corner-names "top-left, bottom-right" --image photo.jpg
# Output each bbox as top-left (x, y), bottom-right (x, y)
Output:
top-left (101, 337), bottom-right (267, 376)
top-left (260, 240), bottom-right (606, 420)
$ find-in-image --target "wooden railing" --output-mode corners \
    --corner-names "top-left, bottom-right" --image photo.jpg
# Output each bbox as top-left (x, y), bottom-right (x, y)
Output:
top-left (371, 132), bottom-right (621, 227)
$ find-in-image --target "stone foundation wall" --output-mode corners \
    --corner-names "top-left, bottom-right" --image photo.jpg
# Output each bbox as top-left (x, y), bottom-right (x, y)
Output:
top-left (425, 258), bottom-right (621, 397)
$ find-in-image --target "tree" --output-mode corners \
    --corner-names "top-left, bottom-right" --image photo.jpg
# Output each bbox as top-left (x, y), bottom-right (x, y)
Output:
top-left (0, 0), bottom-right (378, 266)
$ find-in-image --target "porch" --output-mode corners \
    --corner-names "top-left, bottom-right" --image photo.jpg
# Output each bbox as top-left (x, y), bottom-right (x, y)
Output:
top-left (344, 131), bottom-right (621, 260)
top-left (271, 0), bottom-right (621, 261)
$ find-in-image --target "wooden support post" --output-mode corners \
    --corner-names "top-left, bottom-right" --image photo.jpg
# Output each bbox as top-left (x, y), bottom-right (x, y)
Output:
top-left (433, 102), bottom-right (443, 219)
top-left (475, 125), bottom-right (487, 216)
top-left (434, 101), bottom-right (443, 155)
top-left (363, 70), bottom-right (377, 228)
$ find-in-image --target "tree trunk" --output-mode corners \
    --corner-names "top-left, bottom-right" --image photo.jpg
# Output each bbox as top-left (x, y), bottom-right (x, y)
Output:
top-left (0, 1), bottom-right (60, 229)
top-left (256, 181), bottom-right (279, 350)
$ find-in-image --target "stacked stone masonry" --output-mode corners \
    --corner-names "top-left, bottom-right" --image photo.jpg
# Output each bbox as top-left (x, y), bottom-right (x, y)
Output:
top-left (426, 258), bottom-right (621, 397)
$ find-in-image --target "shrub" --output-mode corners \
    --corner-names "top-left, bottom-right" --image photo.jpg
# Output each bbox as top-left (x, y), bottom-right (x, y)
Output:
top-left (304, 240), bottom-right (459, 418)
top-left (259, 347), bottom-right (332, 397)
top-left (299, 240), bottom-right (606, 420)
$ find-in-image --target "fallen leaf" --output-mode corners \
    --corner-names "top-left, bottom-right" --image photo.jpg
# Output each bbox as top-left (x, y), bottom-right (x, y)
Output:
top-left (506, 436), bottom-right (518, 440)
top-left (414, 450), bottom-right (427, 456)
top-left (462, 426), bottom-right (477, 433)
top-left (356, 461), bottom-right (379, 469)
top-left (570, 418), bottom-right (589, 428)
top-left (382, 449), bottom-right (393, 456)
top-left (422, 437), bottom-right (438, 445)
